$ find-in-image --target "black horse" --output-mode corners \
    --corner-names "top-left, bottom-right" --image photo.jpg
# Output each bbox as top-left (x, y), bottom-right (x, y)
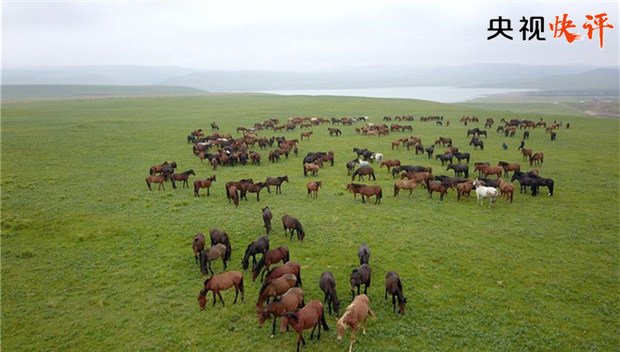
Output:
top-left (425, 146), bottom-right (434, 159)
top-left (346, 160), bottom-right (357, 175)
top-left (446, 164), bottom-right (469, 178)
top-left (358, 244), bottom-right (370, 265)
top-left (241, 236), bottom-right (270, 270)
top-left (452, 152), bottom-right (470, 164)
top-left (350, 264), bottom-right (372, 299)
top-left (435, 154), bottom-right (454, 165)
top-left (469, 139), bottom-right (484, 150)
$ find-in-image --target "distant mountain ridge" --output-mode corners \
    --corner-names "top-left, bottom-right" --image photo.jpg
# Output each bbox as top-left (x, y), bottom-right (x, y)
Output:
top-left (2, 64), bottom-right (618, 92)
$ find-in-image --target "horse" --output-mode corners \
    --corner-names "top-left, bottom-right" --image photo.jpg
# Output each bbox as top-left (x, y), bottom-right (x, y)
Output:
top-left (497, 178), bottom-right (515, 203)
top-left (531, 176), bottom-right (555, 196)
top-left (200, 244), bottom-right (229, 276)
top-left (300, 131), bottom-right (313, 140)
top-left (192, 233), bottom-right (205, 265)
top-left (370, 153), bottom-right (383, 164)
top-left (193, 175), bottom-right (216, 197)
top-left (350, 264), bottom-right (371, 299)
top-left (169, 170), bottom-right (195, 189)
top-left (355, 158), bottom-right (371, 168)
top-left (149, 161), bottom-right (176, 176)
top-left (264, 260), bottom-right (302, 286)
top-left (266, 176), bottom-right (289, 194)
top-left (319, 271), bottom-right (341, 316)
top-left (452, 152), bottom-right (470, 164)
top-left (497, 161), bottom-right (520, 177)
top-left (240, 182), bottom-right (267, 201)
top-left (456, 180), bottom-right (475, 201)
top-left (358, 244), bottom-right (370, 265)
top-left (351, 166), bottom-right (376, 181)
top-left (256, 273), bottom-right (298, 308)
top-left (530, 152), bottom-right (544, 167)
top-left (521, 148), bottom-right (533, 161)
top-left (307, 181), bottom-right (322, 198)
top-left (473, 179), bottom-right (499, 207)
top-left (227, 185), bottom-right (239, 207)
top-left (480, 165), bottom-right (503, 178)
top-left (209, 229), bottom-right (232, 261)
top-left (328, 128), bottom-right (342, 136)
top-left (198, 271), bottom-right (244, 309)
top-left (145, 174), bottom-right (166, 191)
top-left (304, 163), bottom-right (320, 176)
top-left (385, 271), bottom-right (407, 314)
top-left (257, 287), bottom-right (304, 336)
top-left (281, 300), bottom-right (329, 352)
top-left (346, 183), bottom-right (382, 204)
top-left (469, 139), bottom-right (484, 150)
top-left (346, 160), bottom-right (357, 175)
top-left (394, 179), bottom-right (419, 197)
top-left (252, 246), bottom-right (290, 282)
top-left (400, 171), bottom-right (432, 188)
top-left (379, 159), bottom-right (401, 173)
top-left (336, 294), bottom-right (375, 352)
top-left (446, 164), bottom-right (469, 178)
top-left (425, 146), bottom-right (434, 159)
top-left (437, 137), bottom-right (452, 146)
top-left (160, 162), bottom-right (177, 179)
top-left (242, 236), bottom-right (270, 270)
top-left (435, 153), bottom-right (454, 166)
top-left (428, 181), bottom-right (452, 201)
top-left (282, 215), bottom-right (305, 241)
top-left (262, 207), bottom-right (272, 234)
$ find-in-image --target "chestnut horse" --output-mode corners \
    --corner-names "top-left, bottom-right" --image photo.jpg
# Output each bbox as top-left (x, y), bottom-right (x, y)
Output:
top-left (497, 178), bottom-right (515, 203)
top-left (498, 161), bottom-right (520, 177)
top-left (194, 175), bottom-right (216, 197)
top-left (307, 181), bottom-right (322, 198)
top-left (319, 271), bottom-right (341, 316)
top-left (456, 180), bottom-right (475, 201)
top-left (337, 294), bottom-right (375, 352)
top-left (379, 159), bottom-right (401, 172)
top-left (192, 233), bottom-right (205, 265)
top-left (282, 215), bottom-right (305, 241)
top-left (256, 273), bottom-right (297, 308)
top-left (264, 260), bottom-right (302, 286)
top-left (170, 169), bottom-right (195, 189)
top-left (521, 148), bottom-right (533, 161)
top-left (385, 271), bottom-right (407, 314)
top-left (530, 152), bottom-right (544, 167)
top-left (257, 287), bottom-right (304, 336)
top-left (227, 185), bottom-right (239, 207)
top-left (346, 184), bottom-right (382, 204)
top-left (262, 207), bottom-right (272, 234)
top-left (281, 300), bottom-right (329, 352)
top-left (198, 270), bottom-right (244, 309)
top-left (145, 174), bottom-right (166, 191)
top-left (252, 246), bottom-right (290, 282)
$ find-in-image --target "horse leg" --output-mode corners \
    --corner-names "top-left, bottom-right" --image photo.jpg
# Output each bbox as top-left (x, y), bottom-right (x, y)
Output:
top-left (310, 324), bottom-right (317, 340)
top-left (272, 316), bottom-right (278, 336)
top-left (212, 291), bottom-right (217, 306)
top-left (392, 294), bottom-right (396, 312)
top-left (208, 262), bottom-right (214, 276)
top-left (217, 291), bottom-right (225, 306)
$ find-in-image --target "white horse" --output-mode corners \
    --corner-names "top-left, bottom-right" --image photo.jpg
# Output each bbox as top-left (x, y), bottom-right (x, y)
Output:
top-left (357, 159), bottom-right (370, 168)
top-left (473, 179), bottom-right (499, 207)
top-left (370, 153), bottom-right (383, 164)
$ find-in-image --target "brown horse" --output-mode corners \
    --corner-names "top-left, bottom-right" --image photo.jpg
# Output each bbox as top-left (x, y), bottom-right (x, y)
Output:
top-left (379, 159), bottom-right (401, 172)
top-left (476, 165), bottom-right (503, 178)
top-left (200, 244), bottom-right (229, 276)
top-left (498, 161), bottom-right (520, 177)
top-left (252, 246), bottom-right (290, 282)
top-left (256, 273), bottom-right (297, 308)
top-left (262, 206), bottom-right (272, 234)
top-left (193, 175), bottom-right (216, 197)
top-left (393, 179), bottom-right (418, 197)
top-left (145, 174), bottom-right (166, 191)
top-left (281, 300), bottom-right (329, 352)
top-left (169, 170), bottom-right (195, 189)
top-left (385, 271), bottom-right (407, 314)
top-left (266, 176), bottom-right (289, 194)
top-left (350, 264), bottom-right (371, 299)
top-left (192, 233), bottom-right (205, 265)
top-left (456, 180), bottom-right (475, 201)
top-left (498, 178), bottom-right (515, 203)
top-left (346, 184), bottom-right (382, 204)
top-left (351, 166), bottom-right (376, 181)
top-left (400, 171), bottom-right (433, 188)
top-left (149, 161), bottom-right (174, 175)
top-left (257, 287), bottom-right (304, 336)
top-left (227, 185), bottom-right (239, 207)
top-left (198, 271), bottom-right (244, 309)
top-left (307, 181), bottom-right (322, 198)
top-left (337, 294), bottom-right (375, 352)
top-left (530, 152), bottom-right (544, 167)
top-left (319, 271), bottom-right (341, 316)
top-left (304, 163), bottom-right (320, 176)
top-left (428, 181), bottom-right (452, 201)
top-left (282, 215), bottom-right (305, 241)
top-left (521, 148), bottom-right (533, 161)
top-left (300, 131), bottom-right (313, 140)
top-left (240, 182), bottom-right (267, 201)
top-left (264, 260), bottom-right (302, 286)
top-left (209, 229), bottom-right (231, 261)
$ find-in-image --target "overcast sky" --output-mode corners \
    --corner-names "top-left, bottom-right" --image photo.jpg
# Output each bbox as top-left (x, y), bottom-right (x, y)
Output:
top-left (3, 1), bottom-right (618, 71)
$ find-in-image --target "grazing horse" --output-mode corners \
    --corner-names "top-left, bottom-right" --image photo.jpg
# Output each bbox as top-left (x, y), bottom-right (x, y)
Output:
top-left (200, 244), bottom-right (229, 276)
top-left (319, 271), bottom-right (341, 316)
top-left (264, 260), bottom-right (302, 286)
top-left (209, 229), bottom-right (231, 261)
top-left (498, 161), bottom-right (520, 177)
top-left (379, 159), bottom-right (401, 172)
top-left (145, 174), bottom-right (166, 191)
top-left (446, 164), bottom-right (469, 178)
top-left (192, 233), bottom-right (205, 265)
top-left (194, 175), bottom-right (216, 197)
top-left (346, 183), bottom-right (382, 204)
top-left (469, 139), bottom-right (484, 150)
top-left (456, 180), bottom-right (475, 201)
top-left (282, 215), bottom-right (305, 241)
top-left (497, 178), bottom-right (515, 203)
top-left (227, 185), bottom-right (239, 207)
top-left (266, 176), bottom-right (289, 194)
top-left (530, 152), bottom-right (544, 167)
top-left (521, 148), bottom-right (533, 161)
top-left (242, 236), bottom-right (270, 270)
top-left (281, 301), bottom-right (329, 352)
top-left (257, 287), bottom-right (304, 337)
top-left (351, 166), bottom-right (376, 181)
top-left (256, 273), bottom-right (298, 308)
top-left (452, 152), bottom-right (470, 164)
top-left (262, 207), bottom-right (272, 234)
top-left (394, 179), bottom-right (418, 197)
top-left (240, 182), bottom-right (267, 201)
top-left (337, 294), bottom-right (375, 352)
top-left (252, 246), bottom-right (290, 282)
top-left (198, 271), bottom-right (244, 309)
top-left (304, 163), bottom-right (320, 176)
top-left (435, 153), bottom-right (454, 165)
top-left (428, 181), bottom-right (452, 201)
top-left (385, 271), bottom-right (407, 314)
top-left (350, 264), bottom-right (372, 299)
top-left (358, 244), bottom-right (370, 265)
top-left (473, 179), bottom-right (499, 207)
top-left (307, 181), bottom-right (322, 198)
top-left (170, 170), bottom-right (195, 189)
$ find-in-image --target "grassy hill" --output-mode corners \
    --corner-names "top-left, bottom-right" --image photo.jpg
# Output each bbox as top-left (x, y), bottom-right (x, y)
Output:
top-left (1, 84), bottom-right (206, 100)
top-left (1, 94), bottom-right (618, 351)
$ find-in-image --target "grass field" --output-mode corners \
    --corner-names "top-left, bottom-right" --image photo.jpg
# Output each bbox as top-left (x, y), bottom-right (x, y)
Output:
top-left (1, 93), bottom-right (618, 351)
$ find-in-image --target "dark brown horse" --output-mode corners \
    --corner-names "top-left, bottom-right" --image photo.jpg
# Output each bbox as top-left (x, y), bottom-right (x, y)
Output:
top-left (281, 300), bottom-right (329, 352)
top-left (428, 181), bottom-right (452, 201)
top-left (200, 244), bottom-right (229, 276)
top-left (262, 207), bottom-right (272, 234)
top-left (498, 161), bottom-right (520, 177)
top-left (145, 174), bottom-right (166, 191)
top-left (209, 229), bottom-right (231, 261)
top-left (242, 236), bottom-right (270, 271)
top-left (350, 264), bottom-right (372, 299)
top-left (357, 244), bottom-right (370, 265)
top-left (530, 152), bottom-right (544, 167)
top-left (240, 182), bottom-right (267, 201)
top-left (192, 233), bottom-right (205, 265)
top-left (319, 271), bottom-right (341, 316)
top-left (385, 271), bottom-right (407, 314)
top-left (264, 260), bottom-right (302, 286)
top-left (306, 181), bottom-right (322, 198)
top-left (193, 175), bottom-right (216, 197)
top-left (198, 271), bottom-right (244, 309)
top-left (346, 183), bottom-right (382, 204)
top-left (282, 215), bottom-right (305, 241)
top-left (256, 273), bottom-right (298, 308)
top-left (266, 176), bottom-right (289, 194)
top-left (170, 169), bottom-right (195, 189)
top-left (351, 166), bottom-right (376, 181)
top-left (227, 185), bottom-right (239, 207)
top-left (257, 287), bottom-right (304, 336)
top-left (252, 246), bottom-right (290, 282)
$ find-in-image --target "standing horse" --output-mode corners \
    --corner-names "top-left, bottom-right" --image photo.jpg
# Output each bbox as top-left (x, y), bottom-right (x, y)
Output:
top-left (282, 215), bottom-right (305, 241)
top-left (428, 181), bottom-right (452, 201)
top-left (242, 236), bottom-right (270, 270)
top-left (170, 170), bottom-right (195, 189)
top-left (307, 181), bottom-right (322, 198)
top-left (281, 301), bottom-right (329, 352)
top-left (446, 164), bottom-right (469, 178)
top-left (357, 244), bottom-right (370, 265)
top-left (498, 161), bottom-right (520, 177)
top-left (209, 229), bottom-right (232, 261)
top-left (351, 166), bottom-right (376, 181)
top-left (350, 264), bottom-right (371, 299)
top-left (521, 148), bottom-right (533, 161)
top-left (473, 179), bottom-right (499, 207)
top-left (257, 287), bottom-right (304, 336)
top-left (379, 159), bottom-right (401, 173)
top-left (346, 183), bottom-right (382, 204)
top-left (385, 271), bottom-right (407, 314)
top-left (200, 244), bottom-right (229, 276)
top-left (227, 185), bottom-right (239, 207)
top-left (256, 273), bottom-right (298, 308)
top-left (452, 152), bottom-right (470, 164)
top-left (456, 180), bottom-right (475, 201)
top-left (194, 175), bottom-right (216, 197)
top-left (192, 233), bottom-right (205, 265)
top-left (530, 152), bottom-right (544, 167)
top-left (145, 174), bottom-right (166, 191)
top-left (266, 176), bottom-right (289, 194)
top-left (240, 182), bottom-right (267, 201)
top-left (394, 179), bottom-right (419, 197)
top-left (198, 271), bottom-right (244, 309)
top-left (304, 163), bottom-right (320, 176)
top-left (435, 154), bottom-right (454, 165)
top-left (336, 294), bottom-right (375, 352)
top-left (319, 271), bottom-right (341, 316)
top-left (252, 246), bottom-right (290, 282)
top-left (497, 178), bottom-right (515, 203)
top-left (262, 207), bottom-right (272, 234)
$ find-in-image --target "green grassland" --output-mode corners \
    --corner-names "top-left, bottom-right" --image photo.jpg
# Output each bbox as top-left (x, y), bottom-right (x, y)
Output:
top-left (1, 94), bottom-right (618, 351)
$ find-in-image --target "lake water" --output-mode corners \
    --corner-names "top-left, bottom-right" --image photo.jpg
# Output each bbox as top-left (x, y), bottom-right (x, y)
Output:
top-left (255, 86), bottom-right (535, 103)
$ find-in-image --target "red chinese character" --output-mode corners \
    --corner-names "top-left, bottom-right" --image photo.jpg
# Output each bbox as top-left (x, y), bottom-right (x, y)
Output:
top-left (583, 13), bottom-right (614, 49)
top-left (549, 14), bottom-right (583, 43)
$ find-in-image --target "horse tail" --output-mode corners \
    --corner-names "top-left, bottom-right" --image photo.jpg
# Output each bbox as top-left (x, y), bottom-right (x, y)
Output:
top-left (320, 310), bottom-right (330, 331)
top-left (146, 178), bottom-right (152, 191)
top-left (510, 190), bottom-right (514, 203)
top-left (225, 239), bottom-right (232, 261)
top-left (238, 275), bottom-right (244, 295)
top-left (548, 180), bottom-right (554, 196)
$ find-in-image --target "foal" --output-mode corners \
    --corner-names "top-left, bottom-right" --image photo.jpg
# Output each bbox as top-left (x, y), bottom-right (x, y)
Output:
top-left (336, 294), bottom-right (375, 352)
